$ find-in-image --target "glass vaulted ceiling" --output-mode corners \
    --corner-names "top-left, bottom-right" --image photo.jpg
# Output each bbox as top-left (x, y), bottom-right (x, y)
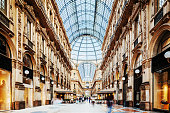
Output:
top-left (56, 0), bottom-right (113, 63)
top-left (56, 0), bottom-right (113, 81)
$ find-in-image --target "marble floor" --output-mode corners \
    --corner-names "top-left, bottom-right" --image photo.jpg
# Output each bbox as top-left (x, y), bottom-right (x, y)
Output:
top-left (3, 102), bottom-right (162, 113)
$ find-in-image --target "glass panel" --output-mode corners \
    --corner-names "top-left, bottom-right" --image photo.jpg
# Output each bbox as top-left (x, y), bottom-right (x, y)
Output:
top-left (154, 70), bottom-right (170, 110)
top-left (56, 0), bottom-right (114, 81)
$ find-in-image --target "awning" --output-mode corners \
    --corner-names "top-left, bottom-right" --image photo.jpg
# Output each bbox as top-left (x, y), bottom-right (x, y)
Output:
top-left (96, 90), bottom-right (114, 94)
top-left (55, 90), bottom-right (73, 94)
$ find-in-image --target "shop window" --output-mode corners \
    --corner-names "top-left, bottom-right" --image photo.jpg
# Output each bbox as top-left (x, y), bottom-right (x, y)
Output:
top-left (154, 70), bottom-right (170, 110)
top-left (0, 0), bottom-right (7, 14)
top-left (154, 32), bottom-right (170, 111)
top-left (27, 20), bottom-right (31, 40)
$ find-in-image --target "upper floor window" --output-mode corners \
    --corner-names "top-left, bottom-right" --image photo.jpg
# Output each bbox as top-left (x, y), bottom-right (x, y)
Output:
top-left (0, 34), bottom-right (11, 58)
top-left (135, 54), bottom-right (143, 68)
top-left (50, 11), bottom-right (53, 22)
top-left (42, 37), bottom-right (45, 54)
top-left (0, 0), bottom-right (7, 14)
top-left (51, 50), bottom-right (53, 63)
top-left (27, 20), bottom-right (31, 40)
top-left (134, 16), bottom-right (140, 39)
top-left (158, 0), bottom-right (165, 10)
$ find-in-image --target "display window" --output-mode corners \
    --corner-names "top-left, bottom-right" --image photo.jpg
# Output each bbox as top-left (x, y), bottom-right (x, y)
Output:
top-left (154, 70), bottom-right (170, 110)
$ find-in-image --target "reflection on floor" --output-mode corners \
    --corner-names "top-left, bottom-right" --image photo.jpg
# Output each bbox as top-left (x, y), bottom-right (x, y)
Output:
top-left (8, 101), bottom-right (160, 113)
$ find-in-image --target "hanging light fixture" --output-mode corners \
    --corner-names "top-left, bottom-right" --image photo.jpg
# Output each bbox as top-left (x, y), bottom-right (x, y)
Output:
top-left (135, 69), bottom-right (140, 74)
top-left (24, 70), bottom-right (29, 75)
top-left (164, 51), bottom-right (170, 63)
top-left (164, 51), bottom-right (170, 58)
top-left (41, 76), bottom-right (45, 80)
top-left (122, 77), bottom-right (125, 80)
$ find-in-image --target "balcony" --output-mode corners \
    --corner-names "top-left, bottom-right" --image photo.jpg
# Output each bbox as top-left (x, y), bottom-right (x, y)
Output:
top-left (150, 1), bottom-right (169, 35)
top-left (154, 8), bottom-right (163, 26)
top-left (40, 52), bottom-right (46, 64)
top-left (132, 34), bottom-right (142, 52)
top-left (0, 11), bottom-right (14, 38)
top-left (23, 37), bottom-right (35, 54)
top-left (0, 11), bottom-right (9, 27)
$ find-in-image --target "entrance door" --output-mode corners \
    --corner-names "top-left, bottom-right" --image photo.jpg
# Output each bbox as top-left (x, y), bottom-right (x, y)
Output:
top-left (134, 75), bottom-right (142, 108)
top-left (123, 80), bottom-right (128, 106)
top-left (50, 85), bottom-right (53, 104)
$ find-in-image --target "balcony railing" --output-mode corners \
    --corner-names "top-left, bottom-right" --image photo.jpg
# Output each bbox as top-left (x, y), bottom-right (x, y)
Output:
top-left (154, 8), bottom-right (163, 25)
top-left (122, 0), bottom-right (128, 11)
top-left (0, 11), bottom-right (9, 27)
top-left (28, 39), bottom-right (33, 49)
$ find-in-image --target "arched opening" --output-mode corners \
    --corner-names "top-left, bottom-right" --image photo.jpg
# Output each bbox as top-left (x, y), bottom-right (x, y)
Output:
top-left (134, 54), bottom-right (143, 108)
top-left (152, 30), bottom-right (170, 111)
top-left (123, 64), bottom-right (128, 107)
top-left (50, 71), bottom-right (54, 104)
top-left (40, 65), bottom-right (46, 106)
top-left (23, 54), bottom-right (33, 108)
top-left (23, 54), bottom-right (33, 84)
top-left (0, 34), bottom-right (12, 110)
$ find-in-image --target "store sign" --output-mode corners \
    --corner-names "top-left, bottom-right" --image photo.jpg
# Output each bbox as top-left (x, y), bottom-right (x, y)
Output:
top-left (0, 54), bottom-right (12, 71)
top-left (152, 47), bottom-right (170, 73)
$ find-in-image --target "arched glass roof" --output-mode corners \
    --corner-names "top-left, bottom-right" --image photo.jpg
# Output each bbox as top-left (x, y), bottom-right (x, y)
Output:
top-left (71, 36), bottom-right (102, 64)
top-left (56, 0), bottom-right (113, 44)
top-left (56, 0), bottom-right (113, 81)
top-left (78, 62), bottom-right (96, 81)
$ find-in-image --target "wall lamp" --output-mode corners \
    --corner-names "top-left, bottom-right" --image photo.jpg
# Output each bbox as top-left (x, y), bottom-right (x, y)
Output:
top-left (135, 69), bottom-right (140, 74)
top-left (164, 51), bottom-right (170, 63)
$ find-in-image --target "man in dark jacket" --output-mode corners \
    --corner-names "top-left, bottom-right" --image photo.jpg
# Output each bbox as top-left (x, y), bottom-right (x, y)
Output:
top-left (106, 97), bottom-right (113, 113)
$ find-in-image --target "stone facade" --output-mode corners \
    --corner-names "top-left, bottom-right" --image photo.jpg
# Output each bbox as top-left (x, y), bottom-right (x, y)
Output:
top-left (0, 0), bottom-right (72, 110)
top-left (100, 0), bottom-right (169, 111)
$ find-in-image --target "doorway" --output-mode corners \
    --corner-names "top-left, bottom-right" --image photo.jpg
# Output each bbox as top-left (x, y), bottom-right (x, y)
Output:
top-left (134, 66), bottom-right (142, 108)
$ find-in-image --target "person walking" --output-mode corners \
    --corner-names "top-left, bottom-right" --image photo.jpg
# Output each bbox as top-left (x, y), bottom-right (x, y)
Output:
top-left (106, 98), bottom-right (113, 113)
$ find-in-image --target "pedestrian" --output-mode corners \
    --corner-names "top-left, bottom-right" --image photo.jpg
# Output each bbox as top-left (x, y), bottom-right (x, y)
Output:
top-left (89, 97), bottom-right (91, 103)
top-left (106, 98), bottom-right (113, 113)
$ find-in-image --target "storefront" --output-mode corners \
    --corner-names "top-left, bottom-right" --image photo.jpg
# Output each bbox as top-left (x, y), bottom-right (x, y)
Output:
top-left (40, 66), bottom-right (46, 106)
top-left (152, 32), bottom-right (170, 112)
top-left (23, 54), bottom-right (34, 108)
top-left (134, 54), bottom-right (143, 108)
top-left (123, 64), bottom-right (128, 107)
top-left (0, 34), bottom-right (12, 110)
